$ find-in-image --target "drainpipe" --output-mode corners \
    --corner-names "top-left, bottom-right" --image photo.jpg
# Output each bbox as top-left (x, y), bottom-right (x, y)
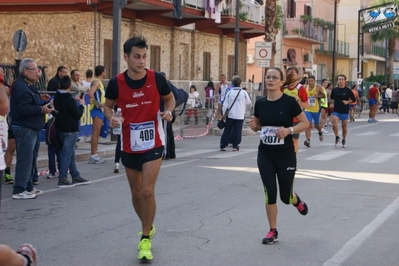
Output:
top-left (87, 0), bottom-right (97, 67)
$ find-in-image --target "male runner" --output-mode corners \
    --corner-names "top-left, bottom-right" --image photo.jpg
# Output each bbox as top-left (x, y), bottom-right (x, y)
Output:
top-left (330, 74), bottom-right (355, 148)
top-left (104, 36), bottom-right (175, 261)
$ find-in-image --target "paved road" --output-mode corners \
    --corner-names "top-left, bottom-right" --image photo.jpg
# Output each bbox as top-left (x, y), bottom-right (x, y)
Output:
top-left (1, 112), bottom-right (399, 266)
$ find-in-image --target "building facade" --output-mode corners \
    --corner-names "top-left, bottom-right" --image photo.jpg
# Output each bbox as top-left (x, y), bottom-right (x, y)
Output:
top-left (246, 0), bottom-right (350, 83)
top-left (0, 0), bottom-right (265, 84)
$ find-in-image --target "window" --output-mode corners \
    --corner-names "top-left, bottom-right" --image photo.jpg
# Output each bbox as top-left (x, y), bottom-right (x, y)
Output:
top-left (287, 0), bottom-right (296, 18)
top-left (227, 55), bottom-right (234, 80)
top-left (203, 52), bottom-right (211, 81)
top-left (304, 4), bottom-right (311, 16)
top-left (103, 39), bottom-right (112, 79)
top-left (150, 45), bottom-right (161, 72)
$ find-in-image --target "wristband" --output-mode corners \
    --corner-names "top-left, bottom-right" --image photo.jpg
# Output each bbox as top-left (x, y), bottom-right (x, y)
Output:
top-left (289, 127), bottom-right (294, 135)
top-left (165, 110), bottom-right (172, 116)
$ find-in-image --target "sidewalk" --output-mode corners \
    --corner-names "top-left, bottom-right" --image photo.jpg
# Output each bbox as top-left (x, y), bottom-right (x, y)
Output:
top-left (34, 138), bottom-right (117, 172)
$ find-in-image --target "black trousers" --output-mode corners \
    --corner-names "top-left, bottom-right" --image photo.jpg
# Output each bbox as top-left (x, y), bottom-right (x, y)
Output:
top-left (220, 117), bottom-right (244, 149)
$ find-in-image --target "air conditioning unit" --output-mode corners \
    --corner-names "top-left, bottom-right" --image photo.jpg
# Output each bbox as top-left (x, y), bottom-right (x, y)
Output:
top-left (247, 54), bottom-right (254, 64)
top-left (303, 53), bottom-right (313, 63)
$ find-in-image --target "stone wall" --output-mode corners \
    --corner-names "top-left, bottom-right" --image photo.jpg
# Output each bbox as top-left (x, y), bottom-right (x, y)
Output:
top-left (0, 11), bottom-right (247, 83)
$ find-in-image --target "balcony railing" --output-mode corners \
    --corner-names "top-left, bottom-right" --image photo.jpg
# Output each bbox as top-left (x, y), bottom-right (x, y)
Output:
top-left (221, 0), bottom-right (265, 25)
top-left (161, 0), bottom-right (264, 24)
top-left (284, 19), bottom-right (326, 42)
top-left (316, 40), bottom-right (349, 57)
top-left (183, 0), bottom-right (206, 9)
top-left (364, 45), bottom-right (386, 58)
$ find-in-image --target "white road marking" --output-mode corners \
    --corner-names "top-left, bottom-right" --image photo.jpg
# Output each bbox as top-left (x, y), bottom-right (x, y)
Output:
top-left (355, 131), bottom-right (379, 136)
top-left (358, 152), bottom-right (398, 163)
top-left (305, 150), bottom-right (352, 161)
top-left (323, 196), bottom-right (399, 266)
top-left (174, 149), bottom-right (216, 157)
top-left (208, 149), bottom-right (257, 159)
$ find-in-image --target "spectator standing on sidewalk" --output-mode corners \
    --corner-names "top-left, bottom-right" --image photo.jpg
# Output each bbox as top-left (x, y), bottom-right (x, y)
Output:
top-left (219, 76), bottom-right (251, 151)
top-left (368, 82), bottom-right (379, 123)
top-left (0, 67), bottom-right (15, 185)
top-left (54, 75), bottom-right (90, 187)
top-left (9, 58), bottom-right (54, 199)
top-left (185, 85), bottom-right (199, 125)
top-left (82, 69), bottom-right (93, 90)
top-left (378, 85), bottom-right (388, 113)
top-left (47, 66), bottom-right (68, 91)
top-left (0, 70), bottom-right (9, 197)
top-left (70, 69), bottom-right (86, 94)
top-left (386, 84), bottom-right (393, 113)
top-left (390, 87), bottom-right (399, 114)
top-left (204, 81), bottom-right (215, 124)
top-left (46, 66), bottom-right (68, 180)
top-left (88, 65), bottom-right (107, 164)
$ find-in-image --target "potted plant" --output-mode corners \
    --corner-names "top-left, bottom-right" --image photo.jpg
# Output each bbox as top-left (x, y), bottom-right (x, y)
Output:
top-left (291, 28), bottom-right (301, 34)
top-left (325, 21), bottom-right (334, 30)
top-left (313, 17), bottom-right (322, 26)
top-left (300, 14), bottom-right (312, 23)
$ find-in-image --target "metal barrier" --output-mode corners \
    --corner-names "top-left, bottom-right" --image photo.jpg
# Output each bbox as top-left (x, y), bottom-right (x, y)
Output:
top-left (0, 63), bottom-right (48, 90)
top-left (174, 94), bottom-right (255, 139)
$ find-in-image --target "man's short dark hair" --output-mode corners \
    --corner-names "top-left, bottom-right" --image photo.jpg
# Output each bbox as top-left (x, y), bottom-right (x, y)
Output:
top-left (70, 69), bottom-right (79, 76)
top-left (86, 69), bottom-right (93, 78)
top-left (232, 76), bottom-right (242, 87)
top-left (59, 75), bottom-right (71, 90)
top-left (57, 66), bottom-right (66, 74)
top-left (308, 75), bottom-right (315, 80)
top-left (123, 35), bottom-right (148, 56)
top-left (94, 65), bottom-right (105, 77)
top-left (322, 78), bottom-right (328, 83)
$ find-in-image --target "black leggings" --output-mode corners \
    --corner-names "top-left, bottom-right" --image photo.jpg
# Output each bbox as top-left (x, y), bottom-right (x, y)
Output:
top-left (257, 148), bottom-right (296, 205)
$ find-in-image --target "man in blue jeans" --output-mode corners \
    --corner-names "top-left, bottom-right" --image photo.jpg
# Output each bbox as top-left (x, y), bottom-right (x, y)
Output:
top-left (9, 58), bottom-right (55, 199)
top-left (54, 75), bottom-right (90, 187)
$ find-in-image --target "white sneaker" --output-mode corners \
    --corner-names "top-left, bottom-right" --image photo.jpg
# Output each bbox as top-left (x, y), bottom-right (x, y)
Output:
top-left (89, 155), bottom-right (105, 164)
top-left (30, 188), bottom-right (43, 196)
top-left (321, 128), bottom-right (329, 134)
top-left (114, 162), bottom-right (120, 173)
top-left (12, 191), bottom-right (37, 200)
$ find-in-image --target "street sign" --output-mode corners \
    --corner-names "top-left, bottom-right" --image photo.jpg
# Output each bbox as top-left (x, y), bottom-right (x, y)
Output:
top-left (367, 21), bottom-right (395, 32)
top-left (256, 59), bottom-right (270, 68)
top-left (13, 29), bottom-right (27, 60)
top-left (13, 30), bottom-right (27, 52)
top-left (255, 42), bottom-right (272, 60)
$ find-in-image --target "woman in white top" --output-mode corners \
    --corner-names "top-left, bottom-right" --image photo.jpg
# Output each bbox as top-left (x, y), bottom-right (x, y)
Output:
top-left (185, 85), bottom-right (200, 125)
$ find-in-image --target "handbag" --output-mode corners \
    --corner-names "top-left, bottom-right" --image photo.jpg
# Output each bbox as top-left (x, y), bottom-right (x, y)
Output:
top-left (217, 90), bottom-right (241, 129)
top-left (194, 99), bottom-right (203, 108)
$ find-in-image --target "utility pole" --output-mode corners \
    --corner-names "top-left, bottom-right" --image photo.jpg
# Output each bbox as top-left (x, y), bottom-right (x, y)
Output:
top-left (234, 0), bottom-right (239, 75)
top-left (332, 0), bottom-right (337, 82)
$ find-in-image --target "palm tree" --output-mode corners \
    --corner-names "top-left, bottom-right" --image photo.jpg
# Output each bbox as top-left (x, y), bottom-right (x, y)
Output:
top-left (369, 0), bottom-right (399, 83)
top-left (263, 0), bottom-right (278, 95)
top-left (264, 0), bottom-right (278, 67)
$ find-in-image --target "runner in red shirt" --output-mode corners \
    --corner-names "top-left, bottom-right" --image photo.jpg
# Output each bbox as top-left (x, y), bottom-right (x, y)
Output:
top-left (368, 82), bottom-right (379, 123)
top-left (104, 36), bottom-right (175, 261)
